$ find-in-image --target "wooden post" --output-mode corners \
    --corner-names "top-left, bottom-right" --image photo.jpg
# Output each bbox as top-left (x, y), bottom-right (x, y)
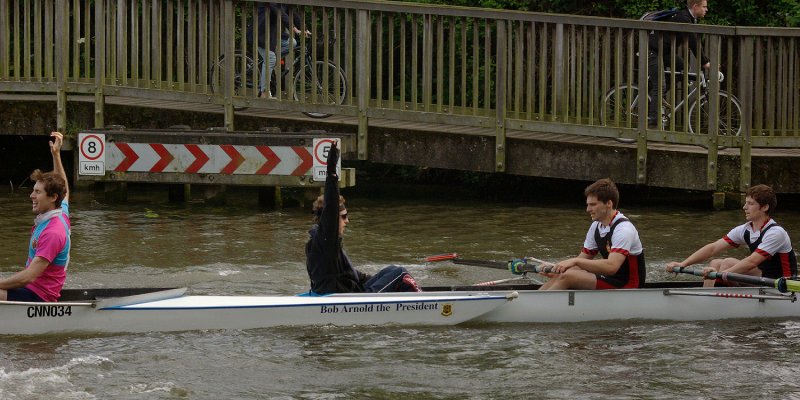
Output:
top-left (258, 186), bottom-right (283, 209)
top-left (636, 30), bottom-right (649, 184)
top-left (706, 35), bottom-right (721, 191)
top-left (495, 20), bottom-right (506, 172)
top-left (168, 184), bottom-right (191, 202)
top-left (94, 0), bottom-right (106, 128)
top-left (553, 23), bottom-right (564, 121)
top-left (356, 9), bottom-right (369, 160)
top-left (0, 0), bottom-right (8, 78)
top-left (222, 0), bottom-right (234, 131)
top-left (54, 0), bottom-right (67, 133)
top-left (738, 37), bottom-right (754, 192)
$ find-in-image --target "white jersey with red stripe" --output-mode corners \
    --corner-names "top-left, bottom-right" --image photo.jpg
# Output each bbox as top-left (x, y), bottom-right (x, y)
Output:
top-left (582, 211), bottom-right (643, 257)
top-left (724, 219), bottom-right (793, 258)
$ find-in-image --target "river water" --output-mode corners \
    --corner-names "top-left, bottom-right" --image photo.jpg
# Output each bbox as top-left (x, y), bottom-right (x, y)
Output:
top-left (1, 187), bottom-right (800, 399)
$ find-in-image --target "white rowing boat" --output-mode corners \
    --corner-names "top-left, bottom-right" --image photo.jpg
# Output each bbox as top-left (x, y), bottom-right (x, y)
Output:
top-left (421, 281), bottom-right (799, 323)
top-left (2, 280), bottom-right (798, 335)
top-left (418, 254), bottom-right (800, 323)
top-left (0, 288), bottom-right (514, 335)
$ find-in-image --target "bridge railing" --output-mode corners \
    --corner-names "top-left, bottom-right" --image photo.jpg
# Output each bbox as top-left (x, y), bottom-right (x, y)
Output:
top-left (1, 0), bottom-right (798, 190)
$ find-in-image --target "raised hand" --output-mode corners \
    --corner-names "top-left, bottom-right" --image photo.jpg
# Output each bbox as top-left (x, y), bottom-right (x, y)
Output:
top-left (49, 131), bottom-right (64, 155)
top-left (326, 141), bottom-right (339, 177)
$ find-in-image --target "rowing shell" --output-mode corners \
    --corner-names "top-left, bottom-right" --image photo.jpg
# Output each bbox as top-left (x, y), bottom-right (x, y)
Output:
top-left (0, 289), bottom-right (514, 335)
top-left (3, 281), bottom-right (799, 335)
top-left (420, 281), bottom-right (800, 323)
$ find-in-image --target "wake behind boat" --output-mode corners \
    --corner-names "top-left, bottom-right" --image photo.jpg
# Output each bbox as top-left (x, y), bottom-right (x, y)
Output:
top-left (0, 288), bottom-right (514, 335)
top-left (2, 280), bottom-right (799, 335)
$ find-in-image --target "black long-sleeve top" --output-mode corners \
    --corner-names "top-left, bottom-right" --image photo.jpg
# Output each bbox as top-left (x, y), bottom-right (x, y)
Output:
top-left (648, 7), bottom-right (709, 66)
top-left (246, 3), bottom-right (303, 50)
top-left (304, 161), bottom-right (369, 294)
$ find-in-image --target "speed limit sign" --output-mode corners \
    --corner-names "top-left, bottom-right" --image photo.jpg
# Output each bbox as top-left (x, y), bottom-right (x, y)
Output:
top-left (312, 138), bottom-right (341, 181)
top-left (78, 133), bottom-right (105, 176)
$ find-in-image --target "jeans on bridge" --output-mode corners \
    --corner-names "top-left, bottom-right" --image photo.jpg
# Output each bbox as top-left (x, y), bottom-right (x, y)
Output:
top-left (257, 38), bottom-right (296, 97)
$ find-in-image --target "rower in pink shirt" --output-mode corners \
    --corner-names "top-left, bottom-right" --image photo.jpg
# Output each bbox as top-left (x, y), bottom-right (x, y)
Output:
top-left (1, 132), bottom-right (71, 302)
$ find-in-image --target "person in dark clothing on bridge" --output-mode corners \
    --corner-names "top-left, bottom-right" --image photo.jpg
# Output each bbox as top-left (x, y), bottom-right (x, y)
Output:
top-left (647, 0), bottom-right (710, 127)
top-left (246, 3), bottom-right (306, 99)
top-left (304, 142), bottom-right (421, 294)
top-left (665, 184), bottom-right (797, 287)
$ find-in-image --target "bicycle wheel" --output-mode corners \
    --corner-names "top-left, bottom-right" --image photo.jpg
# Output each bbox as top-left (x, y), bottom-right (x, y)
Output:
top-left (293, 60), bottom-right (347, 118)
top-left (602, 85), bottom-right (645, 127)
top-left (210, 52), bottom-right (257, 98)
top-left (688, 91), bottom-right (743, 136)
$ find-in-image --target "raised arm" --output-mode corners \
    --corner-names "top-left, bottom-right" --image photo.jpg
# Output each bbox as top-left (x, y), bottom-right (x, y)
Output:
top-left (50, 131), bottom-right (69, 202)
top-left (318, 141), bottom-right (340, 254)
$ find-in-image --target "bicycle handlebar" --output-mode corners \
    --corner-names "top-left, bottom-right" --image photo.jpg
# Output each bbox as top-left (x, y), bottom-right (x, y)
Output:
top-left (698, 70), bottom-right (725, 89)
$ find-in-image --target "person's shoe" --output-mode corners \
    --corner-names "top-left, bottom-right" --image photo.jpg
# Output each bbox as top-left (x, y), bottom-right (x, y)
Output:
top-left (647, 116), bottom-right (660, 129)
top-left (402, 274), bottom-right (422, 292)
top-left (259, 91), bottom-right (276, 100)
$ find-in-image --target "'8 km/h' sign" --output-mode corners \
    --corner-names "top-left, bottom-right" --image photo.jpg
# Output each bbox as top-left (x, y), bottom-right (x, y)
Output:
top-left (78, 133), bottom-right (106, 176)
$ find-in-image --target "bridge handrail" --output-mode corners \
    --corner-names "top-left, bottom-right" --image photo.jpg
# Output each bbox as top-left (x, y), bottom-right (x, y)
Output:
top-left (0, 0), bottom-right (798, 192)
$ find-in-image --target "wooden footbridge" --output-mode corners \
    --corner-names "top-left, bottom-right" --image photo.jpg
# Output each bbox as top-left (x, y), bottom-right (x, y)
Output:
top-left (1, 0), bottom-right (798, 197)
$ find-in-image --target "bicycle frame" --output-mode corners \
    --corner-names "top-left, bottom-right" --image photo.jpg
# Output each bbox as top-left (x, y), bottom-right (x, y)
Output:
top-left (209, 35), bottom-right (346, 119)
top-left (262, 38), bottom-right (336, 98)
top-left (602, 68), bottom-right (742, 136)
top-left (655, 69), bottom-right (704, 123)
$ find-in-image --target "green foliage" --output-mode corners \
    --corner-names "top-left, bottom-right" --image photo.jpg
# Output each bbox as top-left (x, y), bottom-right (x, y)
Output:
top-left (402, 0), bottom-right (800, 27)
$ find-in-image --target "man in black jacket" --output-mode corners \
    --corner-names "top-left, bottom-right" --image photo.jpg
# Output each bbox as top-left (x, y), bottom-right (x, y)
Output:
top-left (304, 142), bottom-right (421, 294)
top-left (647, 0), bottom-right (710, 127)
top-left (246, 3), bottom-right (304, 99)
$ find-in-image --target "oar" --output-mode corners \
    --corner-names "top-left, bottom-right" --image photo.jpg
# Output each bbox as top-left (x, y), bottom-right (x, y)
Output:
top-left (526, 257), bottom-right (556, 268)
top-left (474, 277), bottom-right (532, 286)
top-left (672, 266), bottom-right (800, 293)
top-left (424, 253), bottom-right (556, 274)
top-left (424, 253), bottom-right (507, 269)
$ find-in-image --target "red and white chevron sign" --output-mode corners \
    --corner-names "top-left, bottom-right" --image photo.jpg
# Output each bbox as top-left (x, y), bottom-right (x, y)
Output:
top-left (106, 143), bottom-right (313, 176)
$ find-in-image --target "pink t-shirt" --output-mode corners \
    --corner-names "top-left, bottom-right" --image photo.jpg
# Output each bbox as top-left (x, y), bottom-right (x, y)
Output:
top-left (26, 201), bottom-right (71, 301)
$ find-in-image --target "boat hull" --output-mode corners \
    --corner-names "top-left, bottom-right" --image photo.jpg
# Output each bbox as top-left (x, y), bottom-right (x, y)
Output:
top-left (477, 286), bottom-right (798, 323)
top-left (3, 283), bottom-right (799, 335)
top-left (333, 283), bottom-right (800, 323)
top-left (0, 291), bottom-right (511, 335)
top-left (407, 285), bottom-right (800, 323)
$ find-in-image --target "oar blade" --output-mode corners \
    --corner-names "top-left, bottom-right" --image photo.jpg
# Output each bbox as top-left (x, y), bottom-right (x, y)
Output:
top-left (424, 253), bottom-right (458, 263)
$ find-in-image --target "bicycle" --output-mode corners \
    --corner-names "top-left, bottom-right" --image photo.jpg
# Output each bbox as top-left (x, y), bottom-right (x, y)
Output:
top-left (209, 38), bottom-right (347, 118)
top-left (602, 69), bottom-right (743, 136)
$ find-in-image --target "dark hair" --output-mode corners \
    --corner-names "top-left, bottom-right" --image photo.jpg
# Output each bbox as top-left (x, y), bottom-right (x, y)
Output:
top-left (311, 194), bottom-right (346, 224)
top-left (687, 0), bottom-right (705, 7)
top-left (30, 169), bottom-right (67, 207)
top-left (746, 184), bottom-right (776, 214)
top-left (584, 178), bottom-right (619, 209)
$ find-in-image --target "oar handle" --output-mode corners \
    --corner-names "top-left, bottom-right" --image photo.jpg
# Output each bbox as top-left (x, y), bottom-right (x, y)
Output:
top-left (672, 266), bottom-right (705, 278)
top-left (526, 257), bottom-right (556, 267)
top-left (521, 264), bottom-right (556, 274)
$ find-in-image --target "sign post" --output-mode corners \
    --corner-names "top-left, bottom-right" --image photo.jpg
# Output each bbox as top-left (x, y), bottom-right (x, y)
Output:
top-left (312, 138), bottom-right (341, 181)
top-left (78, 133), bottom-right (106, 176)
